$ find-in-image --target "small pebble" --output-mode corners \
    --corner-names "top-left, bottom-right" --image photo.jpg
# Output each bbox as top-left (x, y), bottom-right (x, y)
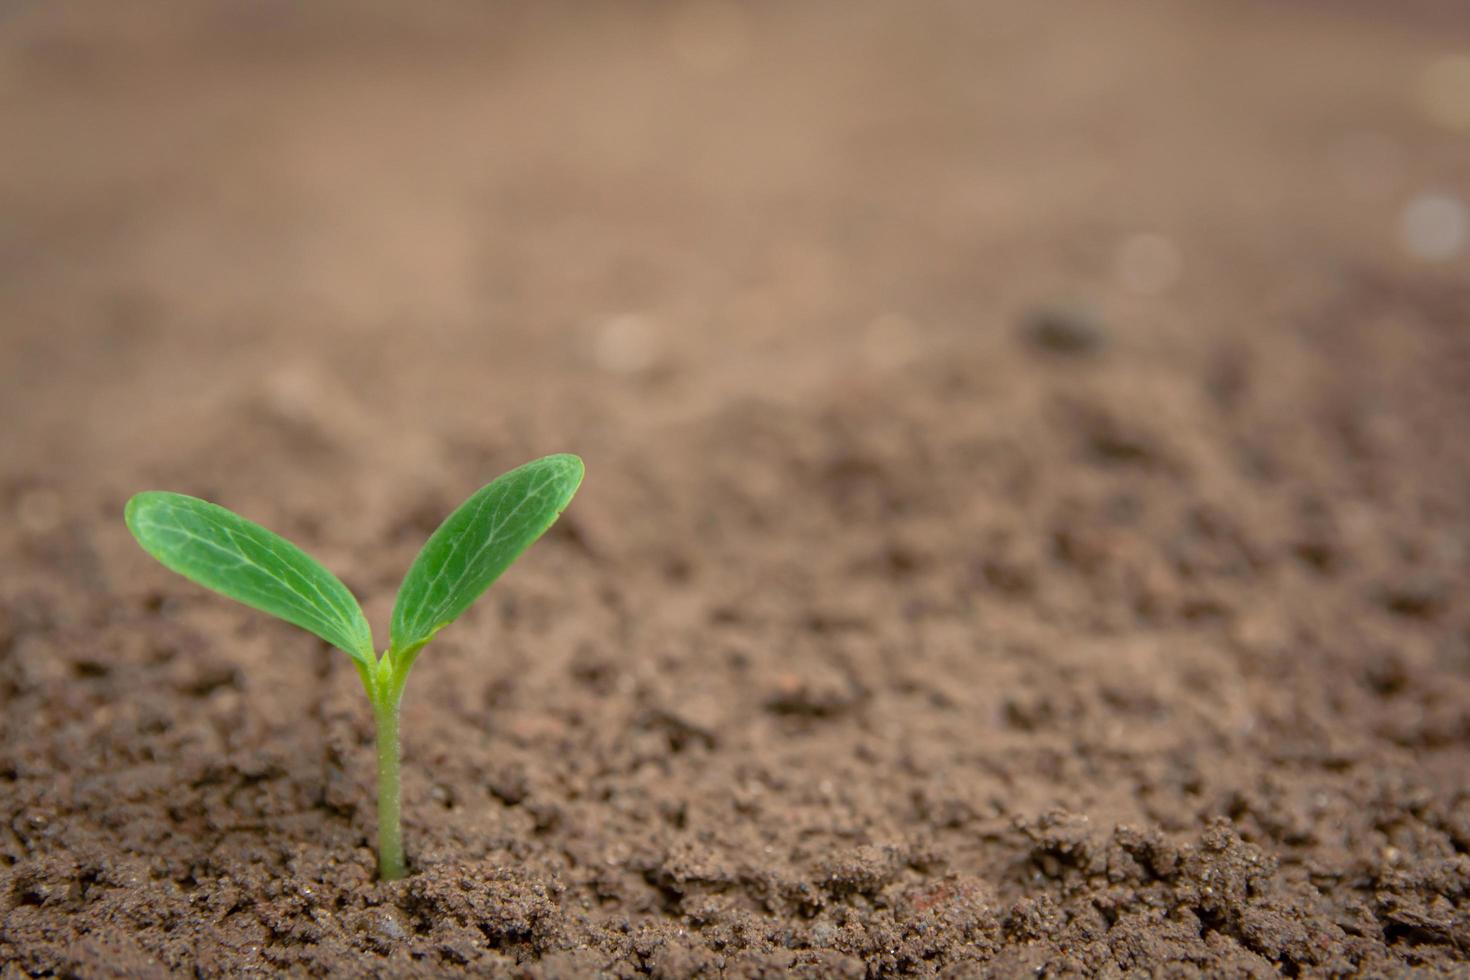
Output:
top-left (1399, 191), bottom-right (1467, 261)
top-left (376, 912), bottom-right (407, 942)
top-left (1021, 306), bottom-right (1107, 356)
top-left (809, 922), bottom-right (837, 946)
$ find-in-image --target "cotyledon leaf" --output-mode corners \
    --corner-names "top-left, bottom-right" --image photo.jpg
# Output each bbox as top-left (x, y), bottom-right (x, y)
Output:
top-left (390, 454), bottom-right (584, 653)
top-left (125, 492), bottom-right (376, 664)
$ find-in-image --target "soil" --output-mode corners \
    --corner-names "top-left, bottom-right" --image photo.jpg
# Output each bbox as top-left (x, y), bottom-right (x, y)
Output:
top-left (3, 2), bottom-right (1470, 976)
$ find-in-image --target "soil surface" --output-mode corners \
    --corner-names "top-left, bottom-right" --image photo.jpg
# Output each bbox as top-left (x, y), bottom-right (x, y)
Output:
top-left (4, 2), bottom-right (1470, 976)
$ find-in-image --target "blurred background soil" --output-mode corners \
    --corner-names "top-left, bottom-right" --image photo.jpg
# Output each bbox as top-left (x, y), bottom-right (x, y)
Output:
top-left (3, 1), bottom-right (1470, 975)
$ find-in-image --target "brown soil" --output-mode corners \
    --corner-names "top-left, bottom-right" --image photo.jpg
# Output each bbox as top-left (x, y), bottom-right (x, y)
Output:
top-left (4, 2), bottom-right (1470, 976)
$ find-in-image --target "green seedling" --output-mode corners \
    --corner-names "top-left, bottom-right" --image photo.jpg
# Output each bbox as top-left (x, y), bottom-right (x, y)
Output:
top-left (124, 454), bottom-right (584, 880)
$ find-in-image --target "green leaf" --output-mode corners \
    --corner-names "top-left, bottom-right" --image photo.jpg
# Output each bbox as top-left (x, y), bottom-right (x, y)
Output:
top-left (125, 492), bottom-right (375, 664)
top-left (391, 454), bottom-right (584, 653)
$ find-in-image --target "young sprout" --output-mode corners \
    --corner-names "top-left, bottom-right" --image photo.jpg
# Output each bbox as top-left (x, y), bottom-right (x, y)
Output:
top-left (124, 454), bottom-right (584, 880)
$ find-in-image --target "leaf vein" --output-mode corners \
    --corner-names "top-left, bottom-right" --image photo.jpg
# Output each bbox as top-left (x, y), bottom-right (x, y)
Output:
top-left (136, 516), bottom-right (343, 642)
top-left (419, 471), bottom-right (557, 630)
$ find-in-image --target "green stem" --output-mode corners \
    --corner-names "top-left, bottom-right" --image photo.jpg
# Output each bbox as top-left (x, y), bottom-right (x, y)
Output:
top-left (372, 667), bottom-right (406, 881)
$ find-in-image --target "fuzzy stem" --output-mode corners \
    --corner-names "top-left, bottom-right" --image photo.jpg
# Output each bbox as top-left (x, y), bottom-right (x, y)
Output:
top-left (372, 676), bottom-right (406, 881)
